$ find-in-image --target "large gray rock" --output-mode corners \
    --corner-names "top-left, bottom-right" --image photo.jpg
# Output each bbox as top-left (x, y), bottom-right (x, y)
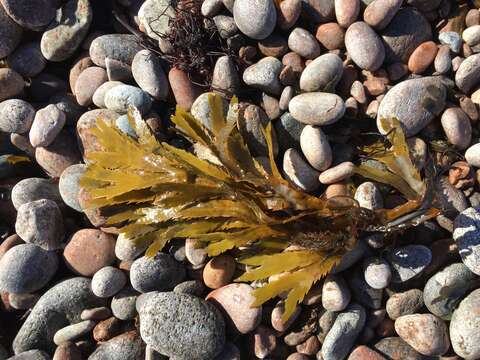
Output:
top-left (0, 2), bottom-right (22, 58)
top-left (137, 292), bottom-right (225, 360)
top-left (132, 50), bottom-right (169, 101)
top-left (0, 244), bottom-right (58, 294)
top-left (377, 76), bottom-right (446, 137)
top-left (13, 277), bottom-right (105, 354)
top-left (0, 0), bottom-right (55, 30)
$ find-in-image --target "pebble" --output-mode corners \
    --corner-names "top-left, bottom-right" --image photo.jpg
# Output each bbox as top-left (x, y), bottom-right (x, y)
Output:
top-left (345, 22), bottom-right (385, 71)
top-left (91, 266), bottom-right (126, 298)
top-left (138, 292), bottom-right (225, 359)
top-left (0, 0), bottom-right (55, 30)
top-left (105, 57), bottom-right (132, 82)
top-left (88, 331), bottom-right (145, 360)
top-left (0, 3), bottom-right (22, 58)
top-left (299, 53), bottom-right (343, 92)
top-left (348, 345), bottom-right (386, 360)
top-left (138, 0), bottom-right (174, 40)
top-left (104, 84), bottom-right (152, 115)
top-left (319, 162), bottom-right (354, 184)
top-left (465, 143), bottom-right (480, 167)
top-left (8, 350), bottom-right (50, 360)
top-left (114, 233), bottom-right (148, 262)
top-left (439, 31), bottom-right (462, 53)
top-left (283, 148), bottom-right (320, 192)
top-left (258, 33), bottom-right (288, 58)
top-left (214, 15), bottom-right (238, 39)
top-left (75, 66), bottom-right (108, 106)
top-left (63, 229), bottom-right (116, 276)
top-left (29, 104), bottom-right (66, 148)
top-left (9, 293), bottom-right (40, 310)
top-left (315, 24), bottom-right (344, 52)
top-left (300, 125), bottom-right (332, 171)
top-left (453, 207), bottom-right (480, 275)
top-left (203, 254), bottom-right (236, 289)
top-left (53, 342), bottom-right (82, 360)
top-left (275, 112), bottom-right (304, 151)
top-left (76, 109), bottom-right (119, 158)
top-left (0, 243), bottom-right (57, 294)
top-left (53, 320), bottom-right (96, 346)
top-left (377, 76), bottom-right (446, 136)
top-left (450, 288), bottom-right (480, 359)
top-left (7, 42), bottom-right (46, 78)
top-left (354, 181), bottom-right (383, 210)
top-left (59, 164), bottom-right (86, 212)
top-left (51, 92), bottom-right (85, 124)
top-left (290, 92), bottom-right (345, 126)
top-left (212, 55), bottom-right (241, 94)
top-left (363, 257), bottom-right (391, 289)
top-left (168, 67), bottom-right (202, 111)
top-left (13, 277), bottom-right (105, 354)
top-left (279, 86), bottom-right (294, 111)
top-left (388, 245), bottom-right (431, 283)
top-left (207, 283), bottom-right (262, 334)
top-left (15, 199), bottom-right (65, 251)
top-left (322, 303), bottom-right (366, 360)
top-left (201, 0), bottom-right (223, 17)
top-left (375, 337), bottom-right (424, 360)
top-left (130, 253), bottom-right (186, 293)
top-left (435, 176), bottom-right (469, 219)
top-left (11, 177), bottom-right (62, 210)
top-left (252, 325), bottom-right (276, 358)
top-left (386, 289), bottom-right (424, 320)
top-left (184, 238), bottom-right (208, 266)
top-left (111, 286), bottom-right (139, 320)
top-left (0, 99), bottom-right (34, 134)
top-left (424, 262), bottom-right (479, 320)
top-left (434, 45), bottom-right (452, 74)
top-left (40, 0), bottom-right (92, 61)
top-left (441, 107), bottom-right (472, 150)
top-left (381, 7), bottom-right (432, 63)
top-left (69, 55), bottom-right (93, 95)
top-left (348, 269), bottom-right (383, 309)
top-left (35, 131), bottom-right (82, 177)
top-left (132, 49), bottom-right (169, 100)
top-left (335, 0), bottom-right (360, 28)
top-left (92, 317), bottom-right (122, 342)
top-left (333, 239), bottom-right (368, 273)
top-left (89, 34), bottom-right (143, 67)
top-left (302, 0), bottom-right (335, 23)
top-left (243, 56), bottom-right (283, 95)
top-left (233, 0), bottom-right (276, 40)
top-left (408, 41), bottom-right (438, 74)
top-left (395, 314), bottom-right (449, 356)
top-left (91, 81), bottom-right (121, 109)
top-left (81, 307), bottom-right (111, 321)
top-left (277, 0), bottom-right (301, 31)
top-left (322, 274), bottom-right (351, 311)
top-left (463, 25), bottom-right (480, 46)
top-left (271, 300), bottom-right (300, 332)
top-left (363, 0), bottom-right (402, 30)
top-left (288, 27), bottom-right (320, 59)
top-left (456, 54), bottom-right (480, 94)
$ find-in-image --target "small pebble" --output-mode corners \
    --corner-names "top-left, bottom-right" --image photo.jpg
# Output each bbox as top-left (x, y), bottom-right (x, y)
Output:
top-left (11, 177), bottom-right (62, 210)
top-left (354, 181), bottom-right (383, 210)
top-left (440, 107), bottom-right (472, 150)
top-left (111, 286), bottom-right (139, 321)
top-left (91, 266), bottom-right (127, 298)
top-left (233, 0), bottom-right (276, 40)
top-left (319, 162), bottom-right (354, 185)
top-left (439, 31), bottom-right (462, 53)
top-left (0, 99), bottom-right (34, 134)
top-left (363, 257), bottom-right (391, 289)
top-left (386, 289), bottom-right (424, 320)
top-left (335, 0), bottom-right (360, 28)
top-left (363, 0), bottom-right (402, 30)
top-left (290, 92), bottom-right (345, 126)
top-left (7, 42), bottom-right (46, 78)
top-left (53, 320), bottom-right (96, 346)
top-left (243, 56), bottom-right (283, 95)
top-left (299, 53), bottom-right (343, 92)
top-left (453, 207), bottom-right (480, 275)
top-left (29, 104), bottom-right (66, 148)
top-left (81, 307), bottom-right (112, 321)
top-left (132, 49), bottom-right (169, 100)
top-left (345, 22), bottom-right (385, 71)
top-left (59, 164), bottom-right (87, 212)
top-left (300, 125), bottom-right (332, 171)
top-left (283, 148), bottom-right (320, 192)
top-left (388, 245), bottom-right (432, 283)
top-left (203, 254), bottom-right (236, 289)
top-left (288, 27), bottom-right (320, 59)
top-left (322, 274), bottom-right (351, 312)
top-left (104, 84), bottom-right (152, 115)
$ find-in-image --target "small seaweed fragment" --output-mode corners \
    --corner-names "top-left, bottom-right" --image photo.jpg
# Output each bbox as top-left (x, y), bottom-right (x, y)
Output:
top-left (80, 94), bottom-right (435, 322)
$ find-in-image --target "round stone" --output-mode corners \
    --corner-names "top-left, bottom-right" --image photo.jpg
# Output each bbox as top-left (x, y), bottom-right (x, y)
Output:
top-left (335, 0), bottom-right (360, 28)
top-left (206, 283), bottom-right (262, 334)
top-left (104, 84), bottom-right (152, 115)
top-left (424, 262), bottom-right (479, 320)
top-left (174, 280), bottom-right (206, 297)
top-left (53, 342), bottom-right (82, 360)
top-left (386, 289), bottom-right (424, 320)
top-left (434, 44), bottom-right (452, 74)
top-left (439, 31), bottom-right (462, 53)
top-left (203, 254), bottom-right (236, 289)
top-left (105, 57), bottom-right (132, 82)
top-left (455, 53), bottom-right (480, 94)
top-left (233, 0), bottom-right (276, 40)
top-left (63, 229), bottom-right (116, 276)
top-left (299, 53), bottom-right (343, 92)
top-left (75, 66), bottom-right (108, 106)
top-left (363, 257), bottom-right (391, 289)
top-left (29, 104), bottom-right (66, 148)
top-left (40, 0), bottom-right (92, 61)
top-left (11, 177), bottom-right (62, 210)
top-left (364, 0), bottom-right (402, 30)
top-left (59, 164), bottom-right (87, 212)
top-left (168, 67), bottom-right (202, 111)
top-left (450, 288), bottom-right (480, 360)
top-left (7, 42), bottom-right (46, 77)
top-left (111, 286), bottom-right (138, 321)
top-left (381, 7), bottom-right (432, 63)
top-left (441, 107), bottom-right (472, 150)
top-left (345, 21), bottom-right (385, 71)
top-left (453, 207), bottom-right (480, 275)
top-left (289, 92), bottom-right (345, 126)
top-left (0, 243), bottom-right (58, 294)
top-left (388, 245), bottom-right (432, 283)
top-left (465, 143), bottom-right (480, 167)
top-left (76, 109), bottom-right (119, 158)
top-left (0, 99), bottom-right (34, 134)
top-left (300, 125), bottom-right (332, 171)
top-left (315, 22), bottom-right (345, 50)
top-left (463, 25), bottom-right (480, 46)
top-left (319, 161), bottom-right (354, 185)
top-left (130, 253), bottom-right (186, 293)
top-left (92, 81), bottom-right (123, 108)
top-left (354, 181), bottom-right (383, 210)
top-left (288, 27), bottom-right (320, 59)
top-left (0, 3), bottom-right (22, 58)
top-left (283, 148), bottom-right (320, 192)
top-left (138, 292), bottom-right (225, 359)
top-left (322, 274), bottom-right (351, 312)
top-left (89, 34), bottom-right (143, 67)
top-left (277, 0), bottom-right (301, 31)
top-left (91, 266), bottom-right (127, 298)
top-left (395, 314), bottom-right (449, 356)
top-left (211, 55), bottom-right (241, 94)
top-left (0, 0), bottom-right (55, 30)
top-left (408, 41), bottom-right (438, 74)
top-left (138, 0), bottom-right (174, 40)
top-left (132, 49), bottom-right (169, 100)
top-left (190, 92), bottom-right (229, 133)
top-left (15, 199), bottom-right (65, 251)
top-left (377, 76), bottom-right (446, 137)
top-left (114, 233), bottom-right (148, 262)
top-left (322, 303), bottom-right (367, 360)
top-left (242, 56), bottom-right (283, 95)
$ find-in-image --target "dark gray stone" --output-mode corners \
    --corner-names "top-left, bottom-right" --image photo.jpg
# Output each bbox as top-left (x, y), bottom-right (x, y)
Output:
top-left (111, 286), bottom-right (139, 321)
top-left (88, 331), bottom-right (145, 360)
top-left (388, 245), bottom-right (432, 283)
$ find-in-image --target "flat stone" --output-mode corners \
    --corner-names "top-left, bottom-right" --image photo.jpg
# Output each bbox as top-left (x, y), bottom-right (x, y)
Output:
top-left (53, 320), bottom-right (96, 346)
top-left (388, 245), bottom-right (432, 283)
top-left (299, 53), bottom-right (343, 92)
